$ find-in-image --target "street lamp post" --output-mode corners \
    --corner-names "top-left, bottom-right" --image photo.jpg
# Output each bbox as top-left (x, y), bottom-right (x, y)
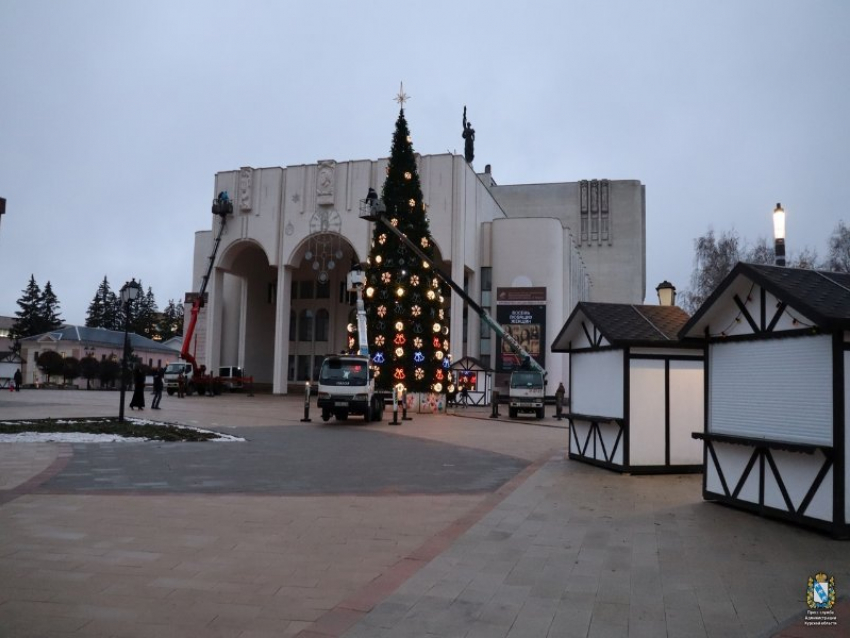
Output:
top-left (655, 280), bottom-right (677, 306)
top-left (773, 203), bottom-right (786, 267)
top-left (118, 279), bottom-right (142, 422)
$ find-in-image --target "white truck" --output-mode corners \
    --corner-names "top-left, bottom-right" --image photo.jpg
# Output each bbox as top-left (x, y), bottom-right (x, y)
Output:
top-left (316, 270), bottom-right (385, 422)
top-left (163, 362), bottom-right (194, 396)
top-left (508, 369), bottom-right (546, 419)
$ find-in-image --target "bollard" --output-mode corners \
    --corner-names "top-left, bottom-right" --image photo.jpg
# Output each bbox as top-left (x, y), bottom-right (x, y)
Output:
top-left (390, 387), bottom-right (400, 425)
top-left (490, 390), bottom-right (500, 418)
top-left (402, 390), bottom-right (412, 421)
top-left (300, 381), bottom-right (312, 422)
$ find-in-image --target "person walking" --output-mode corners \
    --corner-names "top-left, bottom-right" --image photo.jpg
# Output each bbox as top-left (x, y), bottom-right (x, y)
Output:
top-left (129, 366), bottom-right (146, 410)
top-left (459, 382), bottom-right (470, 408)
top-left (177, 372), bottom-right (185, 398)
top-left (13, 368), bottom-right (22, 392)
top-left (151, 368), bottom-right (164, 409)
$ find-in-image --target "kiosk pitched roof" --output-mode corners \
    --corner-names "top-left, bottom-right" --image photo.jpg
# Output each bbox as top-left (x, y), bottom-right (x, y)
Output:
top-left (552, 302), bottom-right (691, 351)
top-left (681, 263), bottom-right (850, 337)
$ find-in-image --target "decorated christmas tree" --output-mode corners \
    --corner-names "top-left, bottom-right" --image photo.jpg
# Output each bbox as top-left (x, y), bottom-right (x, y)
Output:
top-left (356, 106), bottom-right (451, 394)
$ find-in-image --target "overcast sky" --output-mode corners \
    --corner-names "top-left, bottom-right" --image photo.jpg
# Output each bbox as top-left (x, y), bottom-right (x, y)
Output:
top-left (1, 1), bottom-right (848, 325)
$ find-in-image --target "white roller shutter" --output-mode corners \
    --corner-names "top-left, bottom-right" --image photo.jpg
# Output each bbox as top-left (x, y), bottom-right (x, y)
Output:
top-left (709, 335), bottom-right (832, 445)
top-left (572, 350), bottom-right (623, 418)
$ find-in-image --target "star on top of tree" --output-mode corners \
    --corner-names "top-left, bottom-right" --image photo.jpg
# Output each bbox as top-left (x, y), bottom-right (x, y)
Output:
top-left (394, 82), bottom-right (410, 108)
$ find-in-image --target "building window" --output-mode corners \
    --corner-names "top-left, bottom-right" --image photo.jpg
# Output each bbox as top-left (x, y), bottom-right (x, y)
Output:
top-left (481, 267), bottom-right (492, 292)
top-left (268, 281), bottom-right (277, 304)
top-left (601, 179), bottom-right (610, 243)
top-left (297, 355), bottom-right (311, 381)
top-left (317, 280), bottom-right (330, 299)
top-left (289, 310), bottom-right (297, 342)
top-left (580, 180), bottom-right (589, 243)
top-left (339, 281), bottom-right (354, 305)
top-left (315, 309), bottom-right (329, 342)
top-left (299, 280), bottom-right (314, 299)
top-left (288, 355), bottom-right (295, 381)
top-left (298, 310), bottom-right (314, 342)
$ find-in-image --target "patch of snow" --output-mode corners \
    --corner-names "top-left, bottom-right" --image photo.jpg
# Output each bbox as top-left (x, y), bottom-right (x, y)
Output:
top-left (0, 417), bottom-right (245, 443)
top-left (0, 432), bottom-right (148, 443)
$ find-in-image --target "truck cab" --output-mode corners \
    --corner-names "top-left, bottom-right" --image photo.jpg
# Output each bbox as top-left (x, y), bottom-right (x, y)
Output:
top-left (164, 362), bottom-right (193, 396)
top-left (317, 355), bottom-right (383, 422)
top-left (508, 370), bottom-right (545, 419)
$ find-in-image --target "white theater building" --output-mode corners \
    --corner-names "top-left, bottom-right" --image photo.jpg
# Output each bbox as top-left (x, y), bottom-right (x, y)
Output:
top-left (187, 154), bottom-right (647, 394)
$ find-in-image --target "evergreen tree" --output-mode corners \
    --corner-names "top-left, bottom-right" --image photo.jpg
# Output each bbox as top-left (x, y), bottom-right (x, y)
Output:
top-left (40, 281), bottom-right (63, 332)
top-left (131, 286), bottom-right (158, 337)
top-left (86, 276), bottom-right (113, 328)
top-left (109, 289), bottom-right (124, 331)
top-left (359, 108), bottom-right (451, 393)
top-left (10, 275), bottom-right (44, 341)
top-left (162, 299), bottom-right (185, 338)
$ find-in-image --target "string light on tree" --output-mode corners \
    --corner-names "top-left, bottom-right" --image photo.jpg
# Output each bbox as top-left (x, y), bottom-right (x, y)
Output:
top-left (359, 90), bottom-right (450, 394)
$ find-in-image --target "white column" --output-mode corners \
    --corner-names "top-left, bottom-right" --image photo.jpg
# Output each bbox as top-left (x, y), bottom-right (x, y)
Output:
top-left (273, 266), bottom-right (292, 394)
top-left (205, 268), bottom-right (225, 372)
top-left (237, 274), bottom-right (247, 368)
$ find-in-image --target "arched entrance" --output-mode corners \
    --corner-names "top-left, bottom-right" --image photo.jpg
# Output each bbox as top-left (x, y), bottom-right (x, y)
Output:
top-left (213, 240), bottom-right (277, 388)
top-left (285, 232), bottom-right (361, 390)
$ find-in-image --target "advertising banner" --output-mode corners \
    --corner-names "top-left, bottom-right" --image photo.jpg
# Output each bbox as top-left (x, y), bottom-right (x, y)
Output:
top-left (495, 287), bottom-right (546, 373)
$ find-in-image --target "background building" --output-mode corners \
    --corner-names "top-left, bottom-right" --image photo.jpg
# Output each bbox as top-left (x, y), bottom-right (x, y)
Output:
top-left (188, 155), bottom-right (646, 394)
top-left (19, 326), bottom-right (177, 387)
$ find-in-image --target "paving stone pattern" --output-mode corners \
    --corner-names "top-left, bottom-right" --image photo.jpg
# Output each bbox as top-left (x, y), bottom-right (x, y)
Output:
top-left (0, 390), bottom-right (847, 637)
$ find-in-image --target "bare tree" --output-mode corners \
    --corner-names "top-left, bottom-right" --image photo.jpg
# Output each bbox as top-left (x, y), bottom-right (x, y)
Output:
top-left (742, 237), bottom-right (818, 269)
top-left (789, 246), bottom-right (819, 270)
top-left (825, 220), bottom-right (850, 272)
top-left (742, 237), bottom-right (774, 265)
top-left (682, 229), bottom-right (742, 313)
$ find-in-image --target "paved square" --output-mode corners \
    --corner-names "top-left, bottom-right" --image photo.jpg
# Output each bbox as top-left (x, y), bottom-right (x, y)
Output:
top-left (0, 390), bottom-right (846, 637)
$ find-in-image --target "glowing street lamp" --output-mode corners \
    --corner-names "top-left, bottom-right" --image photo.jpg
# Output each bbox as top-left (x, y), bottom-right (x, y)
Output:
top-left (773, 203), bottom-right (786, 267)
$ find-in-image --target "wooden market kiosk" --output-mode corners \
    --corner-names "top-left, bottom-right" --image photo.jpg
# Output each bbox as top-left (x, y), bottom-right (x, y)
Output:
top-left (448, 356), bottom-right (492, 406)
top-left (680, 263), bottom-right (850, 538)
top-left (551, 302), bottom-right (704, 473)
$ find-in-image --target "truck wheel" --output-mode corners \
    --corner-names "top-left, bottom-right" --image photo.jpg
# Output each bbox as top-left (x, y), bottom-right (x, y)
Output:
top-left (187, 383), bottom-right (196, 396)
top-left (536, 408), bottom-right (545, 419)
top-left (335, 410), bottom-right (348, 421)
top-left (509, 407), bottom-right (518, 419)
top-left (371, 397), bottom-right (383, 422)
top-left (321, 408), bottom-right (331, 422)
top-left (166, 389), bottom-right (174, 396)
